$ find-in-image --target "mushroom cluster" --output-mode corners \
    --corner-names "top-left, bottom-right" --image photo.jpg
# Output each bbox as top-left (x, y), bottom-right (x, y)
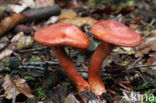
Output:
top-left (34, 20), bottom-right (142, 96)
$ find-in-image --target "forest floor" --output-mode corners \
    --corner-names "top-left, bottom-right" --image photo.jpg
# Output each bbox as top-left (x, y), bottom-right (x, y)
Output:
top-left (0, 0), bottom-right (156, 103)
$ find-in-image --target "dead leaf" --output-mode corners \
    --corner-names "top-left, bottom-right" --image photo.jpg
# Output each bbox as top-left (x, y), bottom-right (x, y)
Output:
top-left (113, 47), bottom-right (136, 55)
top-left (2, 74), bottom-right (34, 99)
top-left (8, 4), bottom-right (27, 13)
top-left (20, 0), bottom-right (35, 8)
top-left (14, 24), bottom-right (34, 34)
top-left (10, 32), bottom-right (33, 50)
top-left (34, 0), bottom-right (55, 8)
top-left (11, 32), bottom-right (24, 42)
top-left (64, 0), bottom-right (80, 9)
top-left (16, 34), bottom-right (33, 50)
top-left (136, 30), bottom-right (156, 57)
top-left (58, 9), bottom-right (96, 26)
top-left (59, 17), bottom-right (97, 26)
top-left (45, 16), bottom-right (59, 25)
top-left (146, 52), bottom-right (156, 69)
top-left (151, 61), bottom-right (156, 70)
top-left (0, 32), bottom-right (33, 60)
top-left (0, 37), bottom-right (9, 51)
top-left (0, 48), bottom-right (13, 60)
top-left (88, 99), bottom-right (107, 103)
top-left (0, 13), bottom-right (27, 35)
top-left (8, 0), bottom-right (36, 13)
top-left (65, 94), bottom-right (79, 103)
top-left (105, 62), bottom-right (126, 74)
top-left (57, 0), bottom-right (79, 9)
top-left (130, 16), bottom-right (143, 24)
top-left (58, 10), bottom-right (77, 19)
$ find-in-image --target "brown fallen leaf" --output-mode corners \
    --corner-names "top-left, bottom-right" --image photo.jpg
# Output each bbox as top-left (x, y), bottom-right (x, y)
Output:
top-left (16, 34), bottom-right (33, 50)
top-left (8, 0), bottom-right (35, 13)
top-left (19, 0), bottom-right (35, 8)
top-left (0, 13), bottom-right (27, 35)
top-left (10, 32), bottom-right (33, 50)
top-left (57, 0), bottom-right (80, 9)
top-left (58, 10), bottom-right (77, 19)
top-left (0, 37), bottom-right (9, 51)
top-left (136, 30), bottom-right (156, 57)
top-left (34, 0), bottom-right (55, 8)
top-left (2, 74), bottom-right (34, 99)
top-left (0, 48), bottom-right (13, 60)
top-left (129, 16), bottom-right (143, 24)
top-left (58, 9), bottom-right (97, 26)
top-left (146, 52), bottom-right (156, 69)
top-left (65, 94), bottom-right (79, 103)
top-left (64, 0), bottom-right (80, 9)
top-left (0, 32), bottom-right (33, 60)
top-left (11, 32), bottom-right (24, 42)
top-left (88, 99), bottom-right (107, 103)
top-left (14, 24), bottom-right (34, 34)
top-left (59, 17), bottom-right (97, 26)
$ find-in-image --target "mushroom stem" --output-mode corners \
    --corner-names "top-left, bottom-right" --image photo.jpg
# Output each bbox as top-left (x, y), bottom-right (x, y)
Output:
top-left (88, 42), bottom-right (114, 95)
top-left (52, 47), bottom-right (90, 92)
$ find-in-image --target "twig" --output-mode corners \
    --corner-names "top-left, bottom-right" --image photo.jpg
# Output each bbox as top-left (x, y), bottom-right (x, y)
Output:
top-left (77, 70), bottom-right (88, 73)
top-left (128, 56), bottom-right (143, 69)
top-left (132, 64), bottom-right (156, 69)
top-left (19, 65), bottom-right (45, 70)
top-left (0, 13), bottom-right (26, 35)
top-left (18, 47), bottom-right (47, 53)
top-left (0, 95), bottom-right (6, 98)
top-left (12, 85), bottom-right (16, 103)
top-left (22, 61), bottom-right (59, 66)
top-left (79, 64), bottom-right (156, 74)
top-left (0, 5), bottom-right (61, 36)
top-left (23, 5), bottom-right (61, 22)
top-left (150, 18), bottom-right (155, 25)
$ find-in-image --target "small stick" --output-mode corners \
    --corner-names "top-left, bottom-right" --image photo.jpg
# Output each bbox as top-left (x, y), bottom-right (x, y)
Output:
top-left (22, 61), bottom-right (59, 66)
top-left (0, 95), bottom-right (6, 98)
top-left (12, 85), bottom-right (16, 103)
top-left (128, 56), bottom-right (143, 69)
top-left (77, 70), bottom-right (88, 73)
top-left (0, 13), bottom-right (26, 35)
top-left (18, 47), bottom-right (47, 53)
top-left (18, 65), bottom-right (45, 70)
top-left (0, 5), bottom-right (61, 36)
top-left (150, 18), bottom-right (155, 25)
top-left (23, 5), bottom-right (61, 22)
top-left (130, 64), bottom-right (156, 69)
top-left (78, 64), bottom-right (156, 74)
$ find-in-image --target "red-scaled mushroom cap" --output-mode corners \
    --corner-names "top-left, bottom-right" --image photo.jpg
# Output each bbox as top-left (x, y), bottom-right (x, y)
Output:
top-left (34, 23), bottom-right (90, 49)
top-left (91, 20), bottom-right (142, 47)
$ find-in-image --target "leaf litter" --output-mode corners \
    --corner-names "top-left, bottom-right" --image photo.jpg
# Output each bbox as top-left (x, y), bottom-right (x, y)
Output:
top-left (0, 0), bottom-right (156, 103)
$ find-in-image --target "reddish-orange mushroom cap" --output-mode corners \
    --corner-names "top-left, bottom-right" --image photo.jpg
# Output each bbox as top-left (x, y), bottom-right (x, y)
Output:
top-left (34, 23), bottom-right (90, 49)
top-left (91, 20), bottom-right (142, 47)
top-left (34, 23), bottom-right (90, 92)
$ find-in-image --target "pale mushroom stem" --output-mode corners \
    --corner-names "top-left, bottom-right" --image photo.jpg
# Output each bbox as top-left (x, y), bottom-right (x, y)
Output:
top-left (52, 47), bottom-right (90, 92)
top-left (88, 42), bottom-right (114, 95)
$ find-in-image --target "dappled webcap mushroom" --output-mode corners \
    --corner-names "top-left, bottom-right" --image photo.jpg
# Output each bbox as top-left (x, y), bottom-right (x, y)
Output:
top-left (91, 20), bottom-right (141, 47)
top-left (34, 23), bottom-right (90, 92)
top-left (88, 20), bottom-right (142, 95)
top-left (34, 23), bottom-right (90, 49)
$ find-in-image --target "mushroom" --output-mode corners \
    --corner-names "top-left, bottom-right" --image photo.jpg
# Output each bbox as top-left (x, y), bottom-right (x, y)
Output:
top-left (88, 20), bottom-right (142, 95)
top-left (34, 23), bottom-right (90, 92)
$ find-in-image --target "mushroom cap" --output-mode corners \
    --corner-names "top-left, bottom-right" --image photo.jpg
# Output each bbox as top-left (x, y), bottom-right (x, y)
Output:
top-left (34, 23), bottom-right (90, 49)
top-left (91, 20), bottom-right (142, 47)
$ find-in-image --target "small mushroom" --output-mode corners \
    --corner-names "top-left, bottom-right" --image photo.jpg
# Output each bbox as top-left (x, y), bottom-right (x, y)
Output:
top-left (88, 20), bottom-right (142, 95)
top-left (34, 23), bottom-right (90, 92)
